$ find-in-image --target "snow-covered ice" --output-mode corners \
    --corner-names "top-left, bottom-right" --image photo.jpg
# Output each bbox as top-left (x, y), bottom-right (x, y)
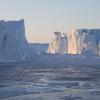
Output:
top-left (30, 43), bottom-right (48, 55)
top-left (0, 20), bottom-right (100, 100)
top-left (0, 66), bottom-right (100, 100)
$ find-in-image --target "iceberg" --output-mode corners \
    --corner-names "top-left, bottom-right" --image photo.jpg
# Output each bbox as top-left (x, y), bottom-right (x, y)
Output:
top-left (67, 29), bottom-right (100, 55)
top-left (48, 29), bottom-right (100, 56)
top-left (0, 19), bottom-right (100, 66)
top-left (0, 19), bottom-right (36, 61)
top-left (47, 32), bottom-right (68, 54)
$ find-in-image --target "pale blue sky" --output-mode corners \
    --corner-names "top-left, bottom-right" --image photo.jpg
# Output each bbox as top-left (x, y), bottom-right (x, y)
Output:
top-left (0, 0), bottom-right (100, 43)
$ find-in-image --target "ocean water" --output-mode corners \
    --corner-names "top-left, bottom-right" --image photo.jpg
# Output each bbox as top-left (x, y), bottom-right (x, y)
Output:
top-left (0, 66), bottom-right (100, 100)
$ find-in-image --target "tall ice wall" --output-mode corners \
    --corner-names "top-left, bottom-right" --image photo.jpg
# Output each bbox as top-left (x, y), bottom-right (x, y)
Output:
top-left (48, 29), bottom-right (100, 56)
top-left (0, 19), bottom-right (35, 61)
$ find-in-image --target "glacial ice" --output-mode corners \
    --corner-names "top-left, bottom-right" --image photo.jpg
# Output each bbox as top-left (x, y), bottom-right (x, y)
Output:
top-left (0, 19), bottom-right (36, 61)
top-left (0, 19), bottom-right (100, 65)
top-left (48, 29), bottom-right (100, 56)
top-left (67, 29), bottom-right (100, 55)
top-left (47, 32), bottom-right (68, 54)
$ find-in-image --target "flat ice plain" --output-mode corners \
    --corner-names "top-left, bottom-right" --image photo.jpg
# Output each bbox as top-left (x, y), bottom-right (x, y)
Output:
top-left (0, 65), bottom-right (100, 100)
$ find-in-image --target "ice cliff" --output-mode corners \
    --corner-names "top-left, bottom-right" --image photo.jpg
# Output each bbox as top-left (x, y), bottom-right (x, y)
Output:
top-left (48, 29), bottom-right (100, 56)
top-left (0, 19), bottom-right (36, 61)
top-left (47, 32), bottom-right (68, 54)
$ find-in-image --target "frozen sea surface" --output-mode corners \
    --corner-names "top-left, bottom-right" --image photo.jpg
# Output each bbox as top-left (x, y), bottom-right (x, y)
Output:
top-left (0, 65), bottom-right (100, 100)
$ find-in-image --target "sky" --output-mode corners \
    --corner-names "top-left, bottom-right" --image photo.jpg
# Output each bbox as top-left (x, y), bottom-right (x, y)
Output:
top-left (0, 0), bottom-right (100, 43)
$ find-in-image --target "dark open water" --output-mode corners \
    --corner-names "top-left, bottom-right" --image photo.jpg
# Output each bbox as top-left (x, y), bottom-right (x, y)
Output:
top-left (0, 66), bottom-right (100, 100)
